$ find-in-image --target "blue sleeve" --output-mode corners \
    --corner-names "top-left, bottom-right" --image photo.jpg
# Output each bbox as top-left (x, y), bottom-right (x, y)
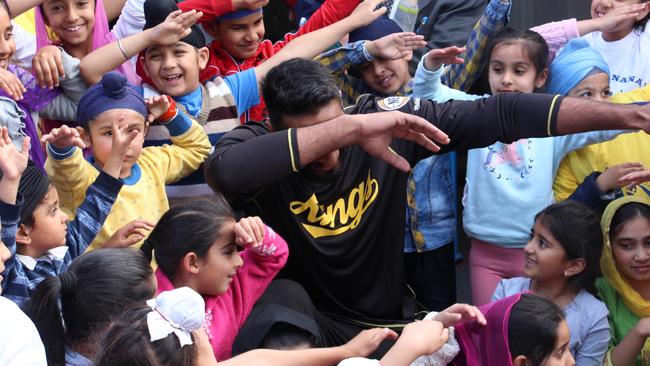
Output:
top-left (0, 197), bottom-right (31, 305)
top-left (65, 172), bottom-right (123, 257)
top-left (573, 304), bottom-right (610, 365)
top-left (412, 57), bottom-right (485, 102)
top-left (567, 172), bottom-right (616, 216)
top-left (223, 69), bottom-right (260, 118)
top-left (491, 279), bottom-right (507, 302)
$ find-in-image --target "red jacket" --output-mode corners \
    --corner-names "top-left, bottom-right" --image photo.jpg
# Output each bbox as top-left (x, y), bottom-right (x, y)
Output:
top-left (177, 0), bottom-right (360, 123)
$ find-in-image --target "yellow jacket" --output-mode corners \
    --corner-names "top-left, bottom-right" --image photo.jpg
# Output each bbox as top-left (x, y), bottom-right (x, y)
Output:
top-left (553, 86), bottom-right (650, 201)
top-left (46, 118), bottom-right (211, 250)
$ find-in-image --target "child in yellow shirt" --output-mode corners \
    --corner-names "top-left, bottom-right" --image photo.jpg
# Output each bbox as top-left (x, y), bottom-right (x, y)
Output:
top-left (42, 72), bottom-right (210, 250)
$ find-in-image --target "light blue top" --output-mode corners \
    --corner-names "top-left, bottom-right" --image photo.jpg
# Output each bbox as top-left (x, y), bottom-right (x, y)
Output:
top-left (412, 58), bottom-right (627, 247)
top-left (492, 277), bottom-right (610, 366)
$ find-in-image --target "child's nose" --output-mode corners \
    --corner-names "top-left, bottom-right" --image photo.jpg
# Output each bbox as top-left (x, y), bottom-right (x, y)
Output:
top-left (0, 38), bottom-right (11, 58)
top-left (65, 8), bottom-right (79, 21)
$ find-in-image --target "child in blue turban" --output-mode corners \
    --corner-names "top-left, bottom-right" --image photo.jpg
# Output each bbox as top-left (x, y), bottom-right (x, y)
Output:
top-left (41, 72), bottom-right (211, 251)
top-left (547, 38), bottom-right (611, 101)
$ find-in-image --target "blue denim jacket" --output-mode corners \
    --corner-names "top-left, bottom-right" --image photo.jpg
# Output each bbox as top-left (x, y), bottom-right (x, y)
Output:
top-left (404, 152), bottom-right (456, 253)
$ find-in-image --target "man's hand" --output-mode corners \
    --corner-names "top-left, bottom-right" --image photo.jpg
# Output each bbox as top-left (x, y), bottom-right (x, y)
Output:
top-left (41, 125), bottom-right (86, 150)
top-left (103, 219), bottom-right (154, 248)
top-left (147, 9), bottom-right (203, 47)
top-left (0, 126), bottom-right (30, 181)
top-left (423, 46), bottom-right (465, 72)
top-left (350, 111), bottom-right (450, 172)
top-left (596, 162), bottom-right (645, 192)
top-left (32, 45), bottom-right (65, 89)
top-left (0, 67), bottom-right (26, 101)
top-left (347, 0), bottom-right (387, 29)
top-left (365, 32), bottom-right (427, 60)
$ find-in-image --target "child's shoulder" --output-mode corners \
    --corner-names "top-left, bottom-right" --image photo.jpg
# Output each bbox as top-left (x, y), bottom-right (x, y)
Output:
top-left (574, 288), bottom-right (609, 317)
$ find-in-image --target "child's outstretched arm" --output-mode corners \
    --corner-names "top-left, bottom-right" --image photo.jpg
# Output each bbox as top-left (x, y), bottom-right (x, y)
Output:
top-left (79, 9), bottom-right (203, 86)
top-left (379, 321), bottom-right (449, 365)
top-left (0, 127), bottom-right (31, 301)
top-left (252, 0), bottom-right (389, 83)
top-left (178, 0), bottom-right (268, 23)
top-left (213, 328), bottom-right (398, 366)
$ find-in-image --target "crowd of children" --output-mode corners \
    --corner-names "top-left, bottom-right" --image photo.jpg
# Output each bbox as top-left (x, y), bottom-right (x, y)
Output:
top-left (1, 0), bottom-right (650, 365)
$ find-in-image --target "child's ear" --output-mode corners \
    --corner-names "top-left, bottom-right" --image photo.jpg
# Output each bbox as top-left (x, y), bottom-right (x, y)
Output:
top-left (76, 126), bottom-right (91, 148)
top-left (142, 55), bottom-right (152, 78)
top-left (512, 355), bottom-right (530, 366)
top-left (197, 47), bottom-right (210, 71)
top-left (202, 21), bottom-right (220, 41)
top-left (535, 68), bottom-right (549, 89)
top-left (564, 258), bottom-right (586, 278)
top-left (16, 224), bottom-right (32, 246)
top-left (182, 252), bottom-right (201, 275)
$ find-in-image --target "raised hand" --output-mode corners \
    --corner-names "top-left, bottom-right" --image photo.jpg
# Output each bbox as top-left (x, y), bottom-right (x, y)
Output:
top-left (147, 9), bottom-right (203, 47)
top-left (619, 167), bottom-right (650, 189)
top-left (232, 0), bottom-right (268, 10)
top-left (103, 219), bottom-right (155, 248)
top-left (343, 328), bottom-right (398, 358)
top-left (348, 0), bottom-right (388, 28)
top-left (350, 111), bottom-right (450, 172)
top-left (596, 162), bottom-right (645, 192)
top-left (0, 126), bottom-right (30, 181)
top-left (430, 303), bottom-right (486, 328)
top-left (234, 216), bottom-right (265, 247)
top-left (145, 95), bottom-right (173, 123)
top-left (366, 32), bottom-right (427, 60)
top-left (102, 117), bottom-right (141, 178)
top-left (0, 67), bottom-right (26, 101)
top-left (41, 124), bottom-right (86, 150)
top-left (594, 3), bottom-right (648, 33)
top-left (32, 45), bottom-right (65, 89)
top-left (424, 46), bottom-right (466, 71)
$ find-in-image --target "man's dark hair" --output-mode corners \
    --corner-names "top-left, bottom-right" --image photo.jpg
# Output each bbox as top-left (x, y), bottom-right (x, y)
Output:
top-left (262, 58), bottom-right (341, 131)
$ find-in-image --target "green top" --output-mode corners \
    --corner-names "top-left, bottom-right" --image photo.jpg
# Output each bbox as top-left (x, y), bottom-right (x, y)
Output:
top-left (597, 277), bottom-right (650, 366)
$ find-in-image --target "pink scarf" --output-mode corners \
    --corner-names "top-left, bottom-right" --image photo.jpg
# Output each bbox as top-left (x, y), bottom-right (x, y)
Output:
top-left (35, 0), bottom-right (139, 84)
top-left (452, 293), bottom-right (522, 366)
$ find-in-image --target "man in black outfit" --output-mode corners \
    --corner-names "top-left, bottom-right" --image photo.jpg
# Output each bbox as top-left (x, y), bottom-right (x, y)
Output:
top-left (206, 58), bottom-right (650, 354)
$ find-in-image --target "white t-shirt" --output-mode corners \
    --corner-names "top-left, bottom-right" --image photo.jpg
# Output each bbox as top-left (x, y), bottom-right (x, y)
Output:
top-left (0, 297), bottom-right (46, 365)
top-left (583, 27), bottom-right (650, 94)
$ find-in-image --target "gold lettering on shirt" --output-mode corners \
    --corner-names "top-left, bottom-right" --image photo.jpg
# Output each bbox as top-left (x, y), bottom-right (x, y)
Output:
top-left (289, 171), bottom-right (379, 238)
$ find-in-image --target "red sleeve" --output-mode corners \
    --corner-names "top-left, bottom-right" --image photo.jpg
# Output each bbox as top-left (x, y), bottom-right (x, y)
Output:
top-left (272, 0), bottom-right (361, 51)
top-left (179, 0), bottom-right (236, 23)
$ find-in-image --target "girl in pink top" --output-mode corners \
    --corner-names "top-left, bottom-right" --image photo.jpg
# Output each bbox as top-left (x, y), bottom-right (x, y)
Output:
top-left (141, 196), bottom-right (289, 361)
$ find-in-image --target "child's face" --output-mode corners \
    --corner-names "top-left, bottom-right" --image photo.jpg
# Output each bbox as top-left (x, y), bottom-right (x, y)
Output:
top-left (143, 43), bottom-right (209, 97)
top-left (567, 72), bottom-right (612, 102)
top-left (611, 216), bottom-right (650, 286)
top-left (84, 109), bottom-right (146, 178)
top-left (488, 43), bottom-right (547, 94)
top-left (194, 219), bottom-right (244, 296)
top-left (42, 0), bottom-right (95, 52)
top-left (540, 320), bottom-right (574, 366)
top-left (0, 8), bottom-right (16, 69)
top-left (359, 56), bottom-right (412, 96)
top-left (209, 12), bottom-right (265, 60)
top-left (19, 186), bottom-right (69, 253)
top-left (523, 219), bottom-right (574, 282)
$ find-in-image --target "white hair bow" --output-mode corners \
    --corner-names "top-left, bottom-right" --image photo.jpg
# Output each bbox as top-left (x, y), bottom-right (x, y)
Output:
top-left (146, 287), bottom-right (206, 347)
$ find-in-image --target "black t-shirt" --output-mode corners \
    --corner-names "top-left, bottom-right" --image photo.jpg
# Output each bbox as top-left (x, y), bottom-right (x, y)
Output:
top-left (206, 93), bottom-right (562, 322)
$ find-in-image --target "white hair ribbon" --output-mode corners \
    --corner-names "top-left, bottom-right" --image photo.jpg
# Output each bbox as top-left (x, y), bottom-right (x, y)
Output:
top-left (146, 287), bottom-right (206, 347)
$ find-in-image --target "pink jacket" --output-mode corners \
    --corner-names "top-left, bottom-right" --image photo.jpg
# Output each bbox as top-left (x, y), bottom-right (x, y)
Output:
top-left (155, 225), bottom-right (289, 360)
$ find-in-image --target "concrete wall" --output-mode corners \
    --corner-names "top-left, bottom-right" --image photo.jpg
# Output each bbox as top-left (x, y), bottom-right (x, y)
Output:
top-left (509, 0), bottom-right (592, 28)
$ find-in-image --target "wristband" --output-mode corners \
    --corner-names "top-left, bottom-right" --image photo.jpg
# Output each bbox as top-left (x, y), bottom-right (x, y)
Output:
top-left (117, 39), bottom-right (129, 61)
top-left (157, 96), bottom-right (177, 123)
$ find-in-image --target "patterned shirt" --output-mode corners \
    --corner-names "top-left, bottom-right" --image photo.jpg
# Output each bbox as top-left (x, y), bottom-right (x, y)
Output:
top-left (1, 172), bottom-right (122, 307)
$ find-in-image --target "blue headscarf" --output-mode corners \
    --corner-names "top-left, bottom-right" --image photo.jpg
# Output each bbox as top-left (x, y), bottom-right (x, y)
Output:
top-left (77, 72), bottom-right (148, 127)
top-left (547, 38), bottom-right (610, 96)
